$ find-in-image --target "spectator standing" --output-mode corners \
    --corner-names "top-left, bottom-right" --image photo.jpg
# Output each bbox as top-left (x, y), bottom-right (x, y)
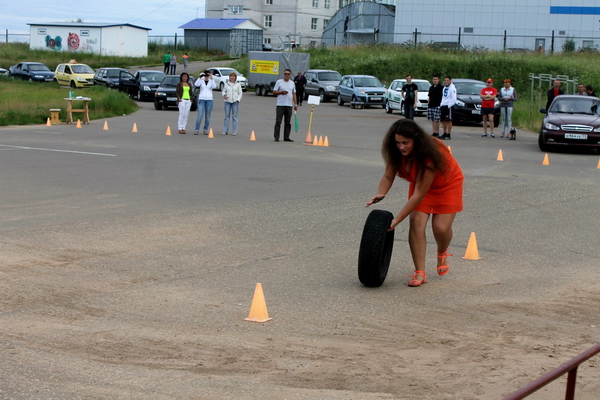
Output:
top-left (293, 71), bottom-right (307, 106)
top-left (182, 53), bottom-right (189, 72)
top-left (194, 70), bottom-right (216, 135)
top-left (546, 79), bottom-right (564, 109)
top-left (428, 75), bottom-right (443, 137)
top-left (401, 75), bottom-right (419, 120)
top-left (586, 85), bottom-right (596, 97)
top-left (440, 76), bottom-right (457, 140)
top-left (222, 72), bottom-right (243, 136)
top-left (480, 78), bottom-right (498, 138)
top-left (163, 52), bottom-right (171, 74)
top-left (170, 53), bottom-right (177, 75)
top-left (499, 79), bottom-right (517, 139)
top-left (576, 83), bottom-right (588, 96)
top-left (272, 69), bottom-right (298, 142)
top-left (176, 72), bottom-right (193, 134)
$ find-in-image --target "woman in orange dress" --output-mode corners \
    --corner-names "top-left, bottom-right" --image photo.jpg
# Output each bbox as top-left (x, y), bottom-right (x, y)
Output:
top-left (366, 119), bottom-right (464, 286)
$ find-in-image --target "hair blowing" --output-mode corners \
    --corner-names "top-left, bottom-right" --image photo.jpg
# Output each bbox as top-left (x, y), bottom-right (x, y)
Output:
top-left (381, 119), bottom-right (449, 182)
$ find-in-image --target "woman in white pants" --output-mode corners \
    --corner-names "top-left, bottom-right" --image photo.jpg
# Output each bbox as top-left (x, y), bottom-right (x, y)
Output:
top-left (176, 72), bottom-right (193, 134)
top-left (222, 72), bottom-right (243, 135)
top-left (499, 79), bottom-right (518, 140)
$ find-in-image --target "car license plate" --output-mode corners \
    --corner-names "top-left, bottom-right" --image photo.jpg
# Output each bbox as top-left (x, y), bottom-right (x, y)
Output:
top-left (472, 110), bottom-right (481, 115)
top-left (371, 97), bottom-right (382, 102)
top-left (167, 97), bottom-right (177, 102)
top-left (564, 133), bottom-right (587, 139)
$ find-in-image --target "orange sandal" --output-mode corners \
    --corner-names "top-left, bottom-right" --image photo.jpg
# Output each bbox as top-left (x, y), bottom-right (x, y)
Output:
top-left (437, 250), bottom-right (453, 276)
top-left (408, 270), bottom-right (427, 287)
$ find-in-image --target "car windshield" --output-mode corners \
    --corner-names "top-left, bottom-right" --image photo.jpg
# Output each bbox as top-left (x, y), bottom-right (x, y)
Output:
top-left (140, 72), bottom-right (165, 82)
top-left (415, 81), bottom-right (431, 91)
top-left (354, 77), bottom-right (383, 87)
top-left (29, 64), bottom-right (50, 72)
top-left (318, 72), bottom-right (342, 81)
top-left (218, 68), bottom-right (241, 76)
top-left (161, 76), bottom-right (180, 87)
top-left (454, 82), bottom-right (485, 95)
top-left (71, 65), bottom-right (95, 74)
top-left (550, 98), bottom-right (600, 115)
top-left (107, 70), bottom-right (126, 78)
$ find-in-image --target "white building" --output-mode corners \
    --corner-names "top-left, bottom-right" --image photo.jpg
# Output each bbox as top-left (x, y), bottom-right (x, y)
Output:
top-left (205, 0), bottom-right (339, 48)
top-left (28, 23), bottom-right (150, 57)
top-left (393, 0), bottom-right (600, 52)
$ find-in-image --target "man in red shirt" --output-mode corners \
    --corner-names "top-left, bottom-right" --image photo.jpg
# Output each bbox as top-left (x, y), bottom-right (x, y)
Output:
top-left (480, 79), bottom-right (498, 137)
top-left (547, 79), bottom-right (564, 109)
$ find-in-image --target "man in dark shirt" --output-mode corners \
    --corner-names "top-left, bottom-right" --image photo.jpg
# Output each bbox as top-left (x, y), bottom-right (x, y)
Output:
top-left (402, 75), bottom-right (419, 120)
top-left (546, 79), bottom-right (564, 109)
top-left (427, 74), bottom-right (443, 137)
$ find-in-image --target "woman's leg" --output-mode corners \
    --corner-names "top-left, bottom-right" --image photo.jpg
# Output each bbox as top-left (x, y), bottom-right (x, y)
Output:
top-left (195, 100), bottom-right (205, 133)
top-left (223, 102), bottom-right (231, 133)
top-left (204, 100), bottom-right (214, 132)
top-left (506, 107), bottom-right (514, 132)
top-left (231, 102), bottom-right (239, 134)
top-left (431, 213), bottom-right (457, 270)
top-left (408, 211), bottom-right (431, 282)
top-left (500, 108), bottom-right (507, 135)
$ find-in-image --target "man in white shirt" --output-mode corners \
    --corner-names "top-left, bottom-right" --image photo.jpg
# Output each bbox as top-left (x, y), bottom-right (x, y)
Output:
top-left (440, 75), bottom-right (457, 140)
top-left (272, 69), bottom-right (298, 142)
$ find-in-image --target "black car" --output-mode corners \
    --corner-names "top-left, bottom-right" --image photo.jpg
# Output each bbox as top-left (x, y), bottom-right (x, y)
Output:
top-left (132, 70), bottom-right (166, 101)
top-left (451, 79), bottom-right (500, 127)
top-left (8, 62), bottom-right (54, 82)
top-left (154, 75), bottom-right (197, 111)
top-left (94, 67), bottom-right (132, 87)
top-left (538, 95), bottom-right (600, 152)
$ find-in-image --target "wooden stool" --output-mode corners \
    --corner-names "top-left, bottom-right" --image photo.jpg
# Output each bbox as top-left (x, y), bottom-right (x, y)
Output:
top-left (49, 109), bottom-right (62, 125)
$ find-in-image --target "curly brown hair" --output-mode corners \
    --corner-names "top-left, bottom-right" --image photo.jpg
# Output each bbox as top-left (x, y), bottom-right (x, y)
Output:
top-left (381, 119), bottom-right (449, 182)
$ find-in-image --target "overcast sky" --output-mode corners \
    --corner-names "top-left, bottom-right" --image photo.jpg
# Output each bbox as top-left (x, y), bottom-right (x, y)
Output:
top-left (1, 0), bottom-right (207, 37)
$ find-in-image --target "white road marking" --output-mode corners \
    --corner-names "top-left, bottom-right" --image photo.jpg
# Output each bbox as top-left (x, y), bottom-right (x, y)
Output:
top-left (0, 144), bottom-right (116, 157)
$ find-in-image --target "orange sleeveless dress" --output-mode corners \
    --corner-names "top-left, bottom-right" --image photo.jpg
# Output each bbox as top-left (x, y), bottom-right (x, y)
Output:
top-left (399, 142), bottom-right (464, 214)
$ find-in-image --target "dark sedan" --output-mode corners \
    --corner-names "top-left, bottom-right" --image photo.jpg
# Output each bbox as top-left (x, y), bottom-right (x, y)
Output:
top-left (452, 79), bottom-right (500, 127)
top-left (538, 95), bottom-right (600, 152)
top-left (154, 75), bottom-right (197, 111)
top-left (132, 70), bottom-right (166, 101)
top-left (8, 62), bottom-right (54, 82)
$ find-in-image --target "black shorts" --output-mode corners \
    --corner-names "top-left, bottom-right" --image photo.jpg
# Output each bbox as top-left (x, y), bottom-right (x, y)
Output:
top-left (440, 105), bottom-right (453, 121)
top-left (481, 107), bottom-right (495, 116)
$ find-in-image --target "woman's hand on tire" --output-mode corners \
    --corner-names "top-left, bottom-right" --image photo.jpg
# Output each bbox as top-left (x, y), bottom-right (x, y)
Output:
top-left (366, 194), bottom-right (385, 207)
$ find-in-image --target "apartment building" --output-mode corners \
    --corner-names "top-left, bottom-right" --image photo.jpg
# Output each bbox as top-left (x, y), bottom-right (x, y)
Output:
top-left (205, 0), bottom-right (340, 48)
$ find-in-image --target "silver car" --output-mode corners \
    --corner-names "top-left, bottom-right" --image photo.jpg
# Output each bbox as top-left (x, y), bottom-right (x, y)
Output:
top-left (303, 69), bottom-right (342, 102)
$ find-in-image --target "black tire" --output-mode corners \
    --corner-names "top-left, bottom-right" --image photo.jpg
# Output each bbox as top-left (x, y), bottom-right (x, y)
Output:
top-left (70, 81), bottom-right (76, 89)
top-left (399, 101), bottom-right (405, 116)
top-left (154, 101), bottom-right (162, 110)
top-left (337, 94), bottom-right (344, 106)
top-left (319, 89), bottom-right (326, 102)
top-left (220, 82), bottom-right (225, 91)
top-left (538, 132), bottom-right (550, 151)
top-left (493, 116), bottom-right (499, 127)
top-left (385, 101), bottom-right (393, 114)
top-left (191, 101), bottom-right (197, 111)
top-left (358, 209), bottom-right (395, 287)
top-left (255, 85), bottom-right (261, 96)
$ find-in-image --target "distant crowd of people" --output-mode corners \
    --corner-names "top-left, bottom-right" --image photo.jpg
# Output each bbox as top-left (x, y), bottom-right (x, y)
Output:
top-left (163, 51), bottom-right (189, 75)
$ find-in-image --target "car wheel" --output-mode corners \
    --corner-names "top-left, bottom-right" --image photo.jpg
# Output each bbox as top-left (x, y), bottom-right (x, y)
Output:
top-left (154, 101), bottom-right (162, 110)
top-left (70, 81), bottom-right (76, 89)
top-left (399, 101), bottom-right (405, 116)
top-left (319, 89), bottom-right (326, 102)
top-left (28, 77), bottom-right (33, 82)
top-left (220, 82), bottom-right (225, 91)
top-left (358, 209), bottom-right (395, 287)
top-left (255, 85), bottom-right (261, 96)
top-left (538, 132), bottom-right (550, 152)
top-left (191, 101), bottom-right (197, 111)
top-left (137, 90), bottom-right (143, 100)
top-left (385, 101), bottom-right (393, 114)
top-left (337, 94), bottom-right (344, 106)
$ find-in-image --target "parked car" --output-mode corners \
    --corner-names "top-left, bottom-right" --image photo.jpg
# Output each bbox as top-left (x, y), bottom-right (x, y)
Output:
top-left (132, 70), bottom-right (166, 101)
top-left (385, 78), bottom-right (431, 115)
top-left (337, 75), bottom-right (386, 108)
top-left (262, 43), bottom-right (273, 51)
top-left (207, 67), bottom-right (248, 92)
top-left (538, 94), bottom-right (600, 152)
top-left (8, 62), bottom-right (54, 82)
top-left (303, 69), bottom-right (342, 102)
top-left (451, 78), bottom-right (500, 126)
top-left (0, 68), bottom-right (8, 75)
top-left (94, 67), bottom-right (130, 87)
top-left (54, 62), bottom-right (95, 88)
top-left (154, 75), bottom-right (197, 111)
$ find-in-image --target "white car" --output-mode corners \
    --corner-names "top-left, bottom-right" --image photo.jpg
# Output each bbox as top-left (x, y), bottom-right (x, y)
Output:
top-left (207, 67), bottom-right (248, 92)
top-left (0, 68), bottom-right (8, 76)
top-left (385, 78), bottom-right (431, 115)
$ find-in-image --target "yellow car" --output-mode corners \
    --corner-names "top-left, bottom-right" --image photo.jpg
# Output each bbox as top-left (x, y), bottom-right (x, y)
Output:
top-left (54, 62), bottom-right (95, 88)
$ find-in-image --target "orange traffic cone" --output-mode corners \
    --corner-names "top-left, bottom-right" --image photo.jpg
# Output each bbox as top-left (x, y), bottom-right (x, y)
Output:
top-left (76, 119), bottom-right (82, 128)
top-left (250, 130), bottom-right (256, 141)
top-left (318, 136), bottom-right (324, 146)
top-left (103, 121), bottom-right (109, 130)
top-left (132, 123), bottom-right (138, 132)
top-left (596, 158), bottom-right (600, 169)
top-left (305, 131), bottom-right (313, 144)
top-left (244, 283), bottom-right (272, 323)
top-left (166, 126), bottom-right (172, 136)
top-left (323, 136), bottom-right (329, 147)
top-left (462, 232), bottom-right (481, 260)
top-left (312, 136), bottom-right (318, 146)
top-left (208, 128), bottom-right (214, 138)
top-left (542, 153), bottom-right (550, 165)
top-left (497, 149), bottom-right (504, 161)
top-left (46, 117), bottom-right (52, 127)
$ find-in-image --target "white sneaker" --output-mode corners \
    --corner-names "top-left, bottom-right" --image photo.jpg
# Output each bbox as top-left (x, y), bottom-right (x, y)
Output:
top-left (222, 132), bottom-right (227, 135)
top-left (232, 132), bottom-right (237, 136)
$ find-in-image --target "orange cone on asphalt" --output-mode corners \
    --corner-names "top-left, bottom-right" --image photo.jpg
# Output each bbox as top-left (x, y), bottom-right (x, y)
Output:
top-left (305, 131), bottom-right (313, 144)
top-left (208, 128), bottom-right (214, 138)
top-left (76, 119), bottom-right (82, 128)
top-left (324, 136), bottom-right (329, 147)
top-left (166, 126), bottom-right (172, 136)
top-left (463, 232), bottom-right (481, 260)
top-left (250, 130), bottom-right (256, 141)
top-left (46, 118), bottom-right (52, 127)
top-left (542, 153), bottom-right (550, 165)
top-left (497, 149), bottom-right (504, 161)
top-left (245, 283), bottom-right (272, 323)
top-left (312, 136), bottom-right (318, 146)
top-left (103, 121), bottom-right (109, 130)
top-left (132, 123), bottom-right (138, 132)
top-left (597, 158), bottom-right (600, 169)
top-left (318, 136), bottom-right (324, 146)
